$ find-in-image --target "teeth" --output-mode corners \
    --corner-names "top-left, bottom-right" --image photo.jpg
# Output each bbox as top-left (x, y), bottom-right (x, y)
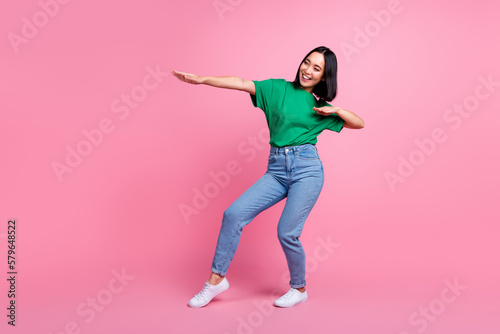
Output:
top-left (302, 75), bottom-right (311, 80)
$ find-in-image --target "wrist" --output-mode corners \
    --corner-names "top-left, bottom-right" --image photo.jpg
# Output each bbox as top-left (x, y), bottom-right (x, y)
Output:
top-left (199, 76), bottom-right (209, 85)
top-left (331, 107), bottom-right (343, 115)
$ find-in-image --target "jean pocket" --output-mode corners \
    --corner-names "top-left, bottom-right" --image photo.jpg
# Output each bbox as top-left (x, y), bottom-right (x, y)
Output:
top-left (298, 149), bottom-right (319, 160)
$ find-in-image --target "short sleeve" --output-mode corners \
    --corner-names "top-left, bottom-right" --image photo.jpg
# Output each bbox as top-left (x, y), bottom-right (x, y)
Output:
top-left (250, 79), bottom-right (278, 113)
top-left (326, 114), bottom-right (345, 132)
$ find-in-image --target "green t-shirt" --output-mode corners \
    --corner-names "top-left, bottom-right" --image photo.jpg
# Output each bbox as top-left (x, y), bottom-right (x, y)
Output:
top-left (250, 79), bottom-right (344, 147)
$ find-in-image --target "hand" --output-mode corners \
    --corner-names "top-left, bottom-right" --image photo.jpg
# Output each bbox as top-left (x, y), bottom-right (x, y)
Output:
top-left (313, 106), bottom-right (342, 116)
top-left (171, 70), bottom-right (205, 84)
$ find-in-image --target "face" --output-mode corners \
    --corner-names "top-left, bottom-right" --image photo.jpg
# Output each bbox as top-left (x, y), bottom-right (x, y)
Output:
top-left (298, 52), bottom-right (325, 93)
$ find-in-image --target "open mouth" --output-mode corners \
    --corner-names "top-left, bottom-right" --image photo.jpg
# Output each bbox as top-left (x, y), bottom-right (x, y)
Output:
top-left (302, 74), bottom-right (312, 81)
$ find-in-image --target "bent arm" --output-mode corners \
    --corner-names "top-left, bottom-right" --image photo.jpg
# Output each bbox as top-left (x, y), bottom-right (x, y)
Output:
top-left (313, 106), bottom-right (365, 129)
top-left (336, 108), bottom-right (365, 129)
top-left (172, 70), bottom-right (256, 95)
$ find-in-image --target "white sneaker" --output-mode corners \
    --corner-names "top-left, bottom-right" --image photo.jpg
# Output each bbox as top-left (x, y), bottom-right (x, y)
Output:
top-left (273, 288), bottom-right (308, 308)
top-left (188, 277), bottom-right (229, 308)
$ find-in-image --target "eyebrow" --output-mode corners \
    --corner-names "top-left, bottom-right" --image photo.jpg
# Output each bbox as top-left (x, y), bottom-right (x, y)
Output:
top-left (306, 58), bottom-right (322, 70)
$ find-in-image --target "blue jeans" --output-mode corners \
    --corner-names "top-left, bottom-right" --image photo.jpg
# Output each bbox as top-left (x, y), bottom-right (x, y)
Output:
top-left (211, 143), bottom-right (325, 288)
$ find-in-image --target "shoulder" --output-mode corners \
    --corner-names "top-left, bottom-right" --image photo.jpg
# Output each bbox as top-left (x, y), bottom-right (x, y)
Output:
top-left (253, 78), bottom-right (287, 93)
top-left (255, 78), bottom-right (287, 86)
top-left (283, 80), bottom-right (304, 94)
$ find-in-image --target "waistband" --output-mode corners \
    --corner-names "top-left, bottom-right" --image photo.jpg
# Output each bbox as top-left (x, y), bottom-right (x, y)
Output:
top-left (270, 143), bottom-right (317, 154)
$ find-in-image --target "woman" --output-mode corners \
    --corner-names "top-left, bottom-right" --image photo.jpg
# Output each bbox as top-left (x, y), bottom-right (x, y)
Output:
top-left (172, 46), bottom-right (364, 308)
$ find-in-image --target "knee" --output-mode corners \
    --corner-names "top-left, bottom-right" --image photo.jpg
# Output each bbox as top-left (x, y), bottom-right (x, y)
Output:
top-left (222, 205), bottom-right (240, 224)
top-left (277, 229), bottom-right (296, 246)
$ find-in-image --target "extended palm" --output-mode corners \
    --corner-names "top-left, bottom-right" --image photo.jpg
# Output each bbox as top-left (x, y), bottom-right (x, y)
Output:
top-left (313, 106), bottom-right (341, 116)
top-left (172, 70), bottom-right (204, 84)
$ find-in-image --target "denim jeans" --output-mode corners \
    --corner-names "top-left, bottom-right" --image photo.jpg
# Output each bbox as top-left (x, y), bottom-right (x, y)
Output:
top-left (211, 143), bottom-right (325, 288)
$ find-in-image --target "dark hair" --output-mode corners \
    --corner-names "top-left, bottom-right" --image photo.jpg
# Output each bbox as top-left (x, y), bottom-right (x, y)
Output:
top-left (293, 46), bottom-right (338, 101)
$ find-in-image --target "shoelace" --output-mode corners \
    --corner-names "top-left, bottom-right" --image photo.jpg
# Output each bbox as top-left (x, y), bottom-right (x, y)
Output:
top-left (279, 289), bottom-right (298, 301)
top-left (194, 282), bottom-right (211, 301)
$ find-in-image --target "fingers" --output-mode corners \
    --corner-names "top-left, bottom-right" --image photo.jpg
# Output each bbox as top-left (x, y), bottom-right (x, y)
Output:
top-left (313, 107), bottom-right (328, 115)
top-left (172, 70), bottom-right (195, 83)
top-left (171, 70), bottom-right (185, 81)
top-left (314, 106), bottom-right (337, 116)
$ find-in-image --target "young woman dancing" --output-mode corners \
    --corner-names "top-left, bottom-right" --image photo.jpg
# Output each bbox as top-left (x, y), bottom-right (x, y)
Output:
top-left (172, 46), bottom-right (364, 308)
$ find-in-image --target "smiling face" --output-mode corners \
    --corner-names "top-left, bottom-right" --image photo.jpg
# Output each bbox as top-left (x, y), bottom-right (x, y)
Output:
top-left (298, 51), bottom-right (325, 93)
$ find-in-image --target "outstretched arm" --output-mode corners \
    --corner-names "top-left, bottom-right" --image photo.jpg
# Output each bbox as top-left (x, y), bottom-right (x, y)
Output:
top-left (172, 70), bottom-right (256, 95)
top-left (313, 106), bottom-right (365, 129)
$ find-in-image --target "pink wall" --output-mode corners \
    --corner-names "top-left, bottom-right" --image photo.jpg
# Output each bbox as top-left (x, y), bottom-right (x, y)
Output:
top-left (1, 0), bottom-right (499, 333)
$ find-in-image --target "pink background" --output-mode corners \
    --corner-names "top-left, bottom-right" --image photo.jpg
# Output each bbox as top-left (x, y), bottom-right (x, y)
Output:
top-left (1, 0), bottom-right (499, 333)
